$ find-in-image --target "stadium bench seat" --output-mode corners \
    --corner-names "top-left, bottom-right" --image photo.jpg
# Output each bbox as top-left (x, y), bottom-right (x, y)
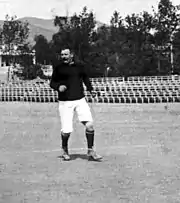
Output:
top-left (0, 75), bottom-right (180, 103)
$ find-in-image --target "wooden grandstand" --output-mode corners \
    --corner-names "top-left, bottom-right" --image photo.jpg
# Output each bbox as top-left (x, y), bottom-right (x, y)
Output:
top-left (0, 75), bottom-right (180, 103)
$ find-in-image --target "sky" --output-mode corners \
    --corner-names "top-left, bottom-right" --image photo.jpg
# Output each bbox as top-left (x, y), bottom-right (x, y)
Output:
top-left (0, 0), bottom-right (179, 24)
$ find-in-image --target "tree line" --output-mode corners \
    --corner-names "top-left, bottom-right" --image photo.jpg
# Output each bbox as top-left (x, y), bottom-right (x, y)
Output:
top-left (1, 0), bottom-right (180, 79)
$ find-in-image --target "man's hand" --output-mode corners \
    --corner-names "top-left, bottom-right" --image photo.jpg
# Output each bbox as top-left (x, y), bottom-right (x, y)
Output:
top-left (90, 91), bottom-right (97, 98)
top-left (59, 85), bottom-right (67, 92)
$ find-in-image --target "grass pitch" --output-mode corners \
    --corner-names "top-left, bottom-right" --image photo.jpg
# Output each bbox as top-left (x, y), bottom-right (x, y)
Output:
top-left (0, 102), bottom-right (180, 203)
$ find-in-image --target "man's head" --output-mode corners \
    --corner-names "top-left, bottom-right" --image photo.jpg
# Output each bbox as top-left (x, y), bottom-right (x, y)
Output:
top-left (60, 48), bottom-right (74, 63)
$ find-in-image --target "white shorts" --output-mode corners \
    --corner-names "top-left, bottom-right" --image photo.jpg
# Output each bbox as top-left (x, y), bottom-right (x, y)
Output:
top-left (58, 97), bottom-right (93, 133)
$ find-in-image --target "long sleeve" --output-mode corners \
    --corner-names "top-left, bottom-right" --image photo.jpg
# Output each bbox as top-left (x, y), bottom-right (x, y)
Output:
top-left (82, 66), bottom-right (93, 92)
top-left (50, 66), bottom-right (67, 91)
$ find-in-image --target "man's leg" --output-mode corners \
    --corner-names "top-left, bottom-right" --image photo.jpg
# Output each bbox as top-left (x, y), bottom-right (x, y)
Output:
top-left (82, 121), bottom-right (102, 161)
top-left (58, 101), bottom-right (74, 161)
top-left (61, 132), bottom-right (71, 161)
top-left (76, 98), bottom-right (102, 161)
top-left (83, 121), bottom-right (94, 149)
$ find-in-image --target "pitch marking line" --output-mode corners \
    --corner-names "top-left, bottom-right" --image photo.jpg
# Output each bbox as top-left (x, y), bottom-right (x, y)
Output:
top-left (32, 144), bottom-right (162, 154)
top-left (0, 144), bottom-right (162, 156)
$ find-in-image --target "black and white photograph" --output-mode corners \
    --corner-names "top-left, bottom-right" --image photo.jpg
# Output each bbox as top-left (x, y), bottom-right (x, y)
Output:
top-left (0, 0), bottom-right (180, 202)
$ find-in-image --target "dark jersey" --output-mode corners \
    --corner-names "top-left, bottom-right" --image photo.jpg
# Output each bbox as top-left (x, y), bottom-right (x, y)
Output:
top-left (50, 62), bottom-right (93, 101)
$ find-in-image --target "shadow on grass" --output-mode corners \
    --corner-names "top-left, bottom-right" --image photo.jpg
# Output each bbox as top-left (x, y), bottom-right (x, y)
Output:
top-left (57, 154), bottom-right (88, 160)
top-left (57, 154), bottom-right (103, 162)
top-left (70, 154), bottom-right (89, 160)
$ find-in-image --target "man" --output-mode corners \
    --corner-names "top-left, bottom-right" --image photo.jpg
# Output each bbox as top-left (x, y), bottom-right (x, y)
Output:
top-left (50, 48), bottom-right (102, 161)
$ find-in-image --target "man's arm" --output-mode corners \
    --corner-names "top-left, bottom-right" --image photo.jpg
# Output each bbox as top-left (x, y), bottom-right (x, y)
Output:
top-left (81, 65), bottom-right (93, 92)
top-left (50, 66), bottom-right (67, 91)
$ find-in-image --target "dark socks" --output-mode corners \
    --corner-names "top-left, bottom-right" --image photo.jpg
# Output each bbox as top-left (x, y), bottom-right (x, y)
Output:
top-left (86, 130), bottom-right (94, 149)
top-left (61, 132), bottom-right (70, 150)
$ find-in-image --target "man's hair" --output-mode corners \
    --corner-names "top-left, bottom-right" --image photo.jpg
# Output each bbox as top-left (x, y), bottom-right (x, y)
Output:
top-left (60, 46), bottom-right (70, 52)
top-left (61, 48), bottom-right (70, 53)
top-left (60, 48), bottom-right (76, 56)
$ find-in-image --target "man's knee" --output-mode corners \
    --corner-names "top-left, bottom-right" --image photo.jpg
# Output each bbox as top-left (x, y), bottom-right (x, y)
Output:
top-left (83, 121), bottom-right (94, 132)
top-left (61, 132), bottom-right (71, 136)
top-left (61, 129), bottom-right (72, 136)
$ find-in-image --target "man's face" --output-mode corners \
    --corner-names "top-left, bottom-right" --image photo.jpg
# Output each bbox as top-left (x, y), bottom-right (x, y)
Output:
top-left (61, 49), bottom-right (72, 63)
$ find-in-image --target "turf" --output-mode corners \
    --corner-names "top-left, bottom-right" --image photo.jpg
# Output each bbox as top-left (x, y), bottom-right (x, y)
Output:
top-left (0, 102), bottom-right (180, 203)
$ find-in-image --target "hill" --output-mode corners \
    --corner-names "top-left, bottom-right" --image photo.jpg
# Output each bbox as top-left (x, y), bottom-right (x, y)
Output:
top-left (19, 17), bottom-right (59, 45)
top-left (0, 17), bottom-right (105, 45)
